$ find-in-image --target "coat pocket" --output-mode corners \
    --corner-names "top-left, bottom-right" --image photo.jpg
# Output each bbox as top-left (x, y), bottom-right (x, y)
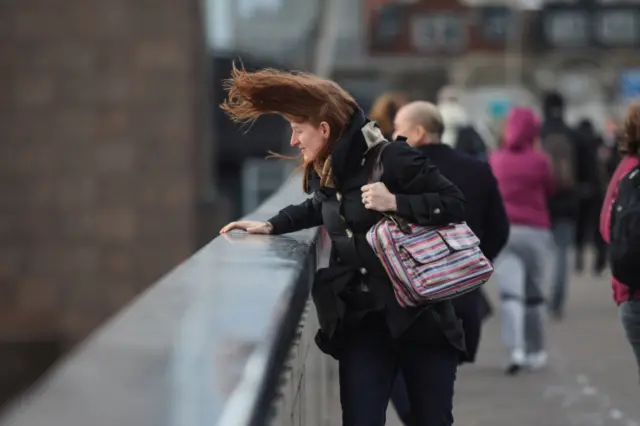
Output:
top-left (398, 223), bottom-right (479, 265)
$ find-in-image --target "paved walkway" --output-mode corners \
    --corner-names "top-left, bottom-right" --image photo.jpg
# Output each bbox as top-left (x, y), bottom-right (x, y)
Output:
top-left (388, 258), bottom-right (640, 425)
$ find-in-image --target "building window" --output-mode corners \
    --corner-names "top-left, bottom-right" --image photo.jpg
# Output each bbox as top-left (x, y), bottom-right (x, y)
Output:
top-left (374, 4), bottom-right (405, 47)
top-left (596, 10), bottom-right (639, 45)
top-left (411, 14), bottom-right (466, 52)
top-left (545, 11), bottom-right (589, 47)
top-left (481, 7), bottom-right (510, 43)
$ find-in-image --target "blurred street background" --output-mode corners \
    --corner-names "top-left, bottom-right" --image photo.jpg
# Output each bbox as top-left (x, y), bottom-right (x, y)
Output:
top-left (1, 0), bottom-right (639, 422)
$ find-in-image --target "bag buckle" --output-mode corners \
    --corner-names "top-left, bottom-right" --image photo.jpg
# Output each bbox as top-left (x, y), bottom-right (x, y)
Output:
top-left (386, 214), bottom-right (412, 234)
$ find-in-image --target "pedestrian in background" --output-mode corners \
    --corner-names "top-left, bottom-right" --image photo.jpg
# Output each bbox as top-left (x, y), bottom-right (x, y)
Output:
top-left (388, 101), bottom-right (509, 423)
top-left (540, 92), bottom-right (591, 319)
top-left (369, 92), bottom-right (407, 140)
top-left (490, 107), bottom-right (555, 374)
top-left (600, 103), bottom-right (640, 380)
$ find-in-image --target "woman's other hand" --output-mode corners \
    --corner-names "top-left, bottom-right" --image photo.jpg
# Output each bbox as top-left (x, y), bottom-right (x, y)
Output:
top-left (219, 221), bottom-right (273, 234)
top-left (361, 182), bottom-right (397, 212)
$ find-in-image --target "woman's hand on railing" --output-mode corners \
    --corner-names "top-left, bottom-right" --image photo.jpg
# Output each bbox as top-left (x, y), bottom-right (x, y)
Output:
top-left (220, 220), bottom-right (274, 235)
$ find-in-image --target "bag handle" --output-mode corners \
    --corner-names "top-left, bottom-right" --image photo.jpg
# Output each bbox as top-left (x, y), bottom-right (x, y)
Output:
top-left (367, 141), bottom-right (412, 234)
top-left (368, 141), bottom-right (390, 184)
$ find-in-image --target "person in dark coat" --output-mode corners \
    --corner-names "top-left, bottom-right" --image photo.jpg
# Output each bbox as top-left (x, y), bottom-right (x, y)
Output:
top-left (540, 92), bottom-right (593, 319)
top-left (219, 65), bottom-right (467, 426)
top-left (455, 125), bottom-right (489, 162)
top-left (388, 101), bottom-right (510, 425)
top-left (574, 118), bottom-right (607, 274)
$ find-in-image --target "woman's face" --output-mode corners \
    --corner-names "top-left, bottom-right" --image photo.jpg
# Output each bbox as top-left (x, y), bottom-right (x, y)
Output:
top-left (289, 120), bottom-right (329, 163)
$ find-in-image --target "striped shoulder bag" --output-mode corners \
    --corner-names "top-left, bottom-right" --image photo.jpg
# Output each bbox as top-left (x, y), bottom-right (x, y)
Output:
top-left (365, 142), bottom-right (494, 307)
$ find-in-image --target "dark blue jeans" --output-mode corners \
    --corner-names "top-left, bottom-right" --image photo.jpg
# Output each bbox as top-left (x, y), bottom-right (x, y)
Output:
top-left (620, 300), bottom-right (640, 381)
top-left (390, 289), bottom-right (491, 425)
top-left (338, 316), bottom-right (458, 426)
top-left (390, 373), bottom-right (413, 425)
top-left (550, 220), bottom-right (575, 316)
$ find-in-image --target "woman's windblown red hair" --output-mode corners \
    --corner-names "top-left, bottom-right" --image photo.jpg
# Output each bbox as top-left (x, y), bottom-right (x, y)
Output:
top-left (220, 62), bottom-right (359, 191)
top-left (221, 62), bottom-right (357, 139)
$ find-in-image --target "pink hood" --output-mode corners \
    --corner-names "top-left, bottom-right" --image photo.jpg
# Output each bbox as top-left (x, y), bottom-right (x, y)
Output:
top-left (503, 107), bottom-right (539, 150)
top-left (490, 108), bottom-right (555, 229)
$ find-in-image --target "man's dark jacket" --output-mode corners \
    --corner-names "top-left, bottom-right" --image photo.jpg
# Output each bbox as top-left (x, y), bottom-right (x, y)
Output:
top-left (417, 143), bottom-right (510, 362)
top-left (541, 92), bottom-right (595, 221)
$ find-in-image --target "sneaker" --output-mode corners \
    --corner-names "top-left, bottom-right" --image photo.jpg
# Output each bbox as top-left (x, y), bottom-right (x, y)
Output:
top-left (505, 349), bottom-right (526, 376)
top-left (526, 351), bottom-right (548, 371)
top-left (549, 308), bottom-right (564, 321)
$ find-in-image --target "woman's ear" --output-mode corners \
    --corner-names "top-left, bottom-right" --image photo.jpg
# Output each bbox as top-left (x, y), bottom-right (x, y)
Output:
top-left (320, 121), bottom-right (331, 140)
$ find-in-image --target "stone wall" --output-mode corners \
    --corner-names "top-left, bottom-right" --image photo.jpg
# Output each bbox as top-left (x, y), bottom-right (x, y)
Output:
top-left (0, 0), bottom-right (209, 403)
top-left (271, 303), bottom-right (340, 426)
top-left (271, 230), bottom-right (340, 426)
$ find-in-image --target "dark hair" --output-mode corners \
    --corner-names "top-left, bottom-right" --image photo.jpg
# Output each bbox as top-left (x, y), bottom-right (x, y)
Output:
top-left (621, 103), bottom-right (640, 156)
top-left (369, 92), bottom-right (406, 138)
top-left (578, 118), bottom-right (593, 131)
top-left (543, 91), bottom-right (564, 118)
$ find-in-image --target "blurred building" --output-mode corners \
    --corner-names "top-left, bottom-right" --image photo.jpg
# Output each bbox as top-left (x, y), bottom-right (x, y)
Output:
top-left (207, 0), bottom-right (640, 128)
top-left (361, 0), bottom-right (640, 126)
top-left (209, 52), bottom-right (294, 218)
top-left (201, 0), bottom-right (640, 207)
top-left (0, 0), bottom-right (210, 404)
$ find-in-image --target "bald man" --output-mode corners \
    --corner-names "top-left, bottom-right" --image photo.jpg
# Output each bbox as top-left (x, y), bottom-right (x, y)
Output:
top-left (389, 102), bottom-right (510, 424)
top-left (393, 101), bottom-right (444, 147)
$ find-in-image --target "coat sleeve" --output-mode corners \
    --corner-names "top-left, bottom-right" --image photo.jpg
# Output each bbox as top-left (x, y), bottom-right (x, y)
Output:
top-left (381, 142), bottom-right (467, 226)
top-left (267, 191), bottom-right (324, 235)
top-left (479, 166), bottom-right (510, 261)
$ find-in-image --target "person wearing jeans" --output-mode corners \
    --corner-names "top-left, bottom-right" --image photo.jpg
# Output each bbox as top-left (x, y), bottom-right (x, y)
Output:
top-left (600, 103), bottom-right (640, 379)
top-left (495, 226), bottom-right (553, 374)
top-left (388, 101), bottom-right (510, 424)
top-left (219, 67), bottom-right (467, 425)
top-left (490, 107), bottom-right (555, 374)
top-left (620, 301), bottom-right (640, 377)
top-left (550, 219), bottom-right (575, 317)
top-left (541, 92), bottom-right (591, 319)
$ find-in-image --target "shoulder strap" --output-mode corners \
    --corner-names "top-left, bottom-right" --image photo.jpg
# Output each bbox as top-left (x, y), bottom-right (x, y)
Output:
top-left (365, 141), bottom-right (412, 233)
top-left (369, 141), bottom-right (391, 183)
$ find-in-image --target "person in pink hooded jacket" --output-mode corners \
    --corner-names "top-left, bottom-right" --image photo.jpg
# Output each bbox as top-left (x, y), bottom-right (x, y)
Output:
top-left (490, 107), bottom-right (555, 374)
top-left (600, 103), bottom-right (640, 378)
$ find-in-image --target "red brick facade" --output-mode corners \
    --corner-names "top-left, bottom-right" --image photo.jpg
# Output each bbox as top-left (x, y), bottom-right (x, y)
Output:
top-left (366, 0), bottom-right (469, 55)
top-left (365, 0), bottom-right (526, 57)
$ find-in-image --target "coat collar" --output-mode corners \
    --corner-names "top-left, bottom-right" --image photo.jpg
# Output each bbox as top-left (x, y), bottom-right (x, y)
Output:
top-left (419, 142), bottom-right (452, 153)
top-left (330, 107), bottom-right (387, 187)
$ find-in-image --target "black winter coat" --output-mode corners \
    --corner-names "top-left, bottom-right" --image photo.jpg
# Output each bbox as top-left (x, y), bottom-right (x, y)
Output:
top-left (268, 108), bottom-right (467, 358)
top-left (455, 125), bottom-right (488, 162)
top-left (417, 143), bottom-right (509, 362)
top-left (541, 119), bottom-right (594, 221)
top-left (418, 144), bottom-right (509, 261)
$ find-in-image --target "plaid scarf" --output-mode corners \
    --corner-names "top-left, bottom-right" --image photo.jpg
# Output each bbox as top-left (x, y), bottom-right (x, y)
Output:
top-left (302, 156), bottom-right (335, 193)
top-left (315, 156), bottom-right (335, 189)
